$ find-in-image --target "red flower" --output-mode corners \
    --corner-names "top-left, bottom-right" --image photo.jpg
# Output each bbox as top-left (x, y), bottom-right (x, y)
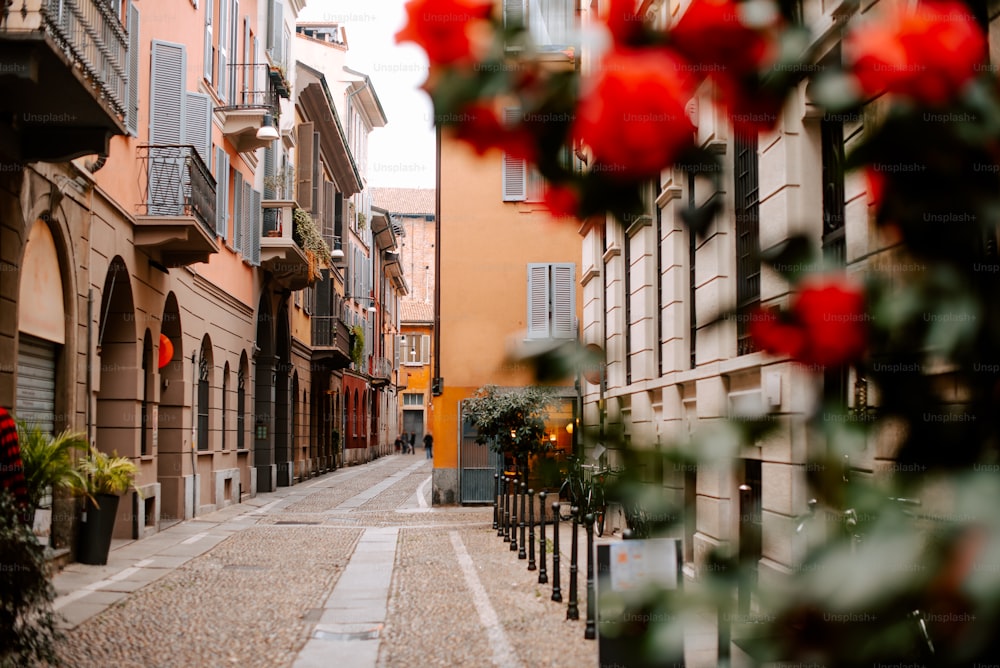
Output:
top-left (670, 0), bottom-right (774, 77)
top-left (542, 183), bottom-right (580, 219)
top-left (449, 103), bottom-right (536, 160)
top-left (573, 48), bottom-right (695, 179)
top-left (604, 0), bottom-right (645, 46)
top-left (751, 279), bottom-right (868, 368)
top-left (846, 0), bottom-right (986, 105)
top-left (395, 0), bottom-right (493, 66)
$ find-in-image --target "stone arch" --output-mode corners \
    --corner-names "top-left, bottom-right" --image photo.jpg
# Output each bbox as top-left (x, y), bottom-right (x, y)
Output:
top-left (253, 294), bottom-right (276, 492)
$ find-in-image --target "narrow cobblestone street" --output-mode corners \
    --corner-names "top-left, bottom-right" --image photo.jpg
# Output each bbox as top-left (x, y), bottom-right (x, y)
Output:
top-left (50, 455), bottom-right (599, 668)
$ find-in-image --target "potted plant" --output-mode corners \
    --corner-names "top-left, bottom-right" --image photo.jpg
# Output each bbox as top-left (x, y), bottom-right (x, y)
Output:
top-left (16, 421), bottom-right (87, 537)
top-left (76, 447), bottom-right (138, 565)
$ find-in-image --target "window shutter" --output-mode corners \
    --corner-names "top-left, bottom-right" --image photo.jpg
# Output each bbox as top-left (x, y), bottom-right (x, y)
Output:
top-left (217, 0), bottom-right (228, 102)
top-left (203, 0), bottom-right (213, 82)
top-left (241, 179), bottom-right (251, 259)
top-left (296, 122), bottom-right (314, 210)
top-left (150, 41), bottom-right (185, 146)
top-left (503, 0), bottom-right (526, 28)
top-left (502, 108), bottom-right (526, 201)
top-left (126, 2), bottom-right (140, 135)
top-left (184, 92), bottom-right (212, 166)
top-left (395, 335), bottom-right (402, 368)
top-left (527, 263), bottom-right (549, 339)
top-left (323, 181), bottom-right (335, 239)
top-left (273, 2), bottom-right (284, 66)
top-left (263, 144), bottom-right (275, 199)
top-left (233, 170), bottom-right (243, 249)
top-left (421, 335), bottom-right (430, 364)
top-left (312, 132), bottom-right (321, 216)
top-left (250, 188), bottom-right (261, 265)
top-left (215, 148), bottom-right (229, 237)
top-left (551, 263), bottom-right (576, 338)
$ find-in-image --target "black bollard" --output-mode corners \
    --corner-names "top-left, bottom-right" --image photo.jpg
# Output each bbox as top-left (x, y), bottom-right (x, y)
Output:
top-left (584, 513), bottom-right (596, 639)
top-left (518, 482), bottom-right (527, 559)
top-left (527, 489), bottom-right (536, 570)
top-left (567, 506), bottom-right (580, 620)
top-left (551, 502), bottom-right (562, 602)
top-left (503, 476), bottom-right (511, 542)
top-left (538, 491), bottom-right (548, 584)
top-left (510, 478), bottom-right (519, 552)
top-left (493, 473), bottom-right (499, 531)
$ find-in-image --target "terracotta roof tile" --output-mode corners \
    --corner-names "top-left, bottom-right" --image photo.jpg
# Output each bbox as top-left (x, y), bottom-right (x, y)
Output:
top-left (401, 301), bottom-right (434, 322)
top-left (370, 188), bottom-right (436, 216)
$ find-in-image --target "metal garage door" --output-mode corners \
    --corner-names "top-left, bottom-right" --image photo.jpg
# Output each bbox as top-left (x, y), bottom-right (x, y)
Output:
top-left (16, 334), bottom-right (57, 434)
top-left (459, 408), bottom-right (503, 504)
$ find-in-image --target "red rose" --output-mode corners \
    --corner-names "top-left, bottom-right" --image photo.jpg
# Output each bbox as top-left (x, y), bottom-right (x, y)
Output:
top-left (573, 48), bottom-right (695, 179)
top-left (446, 103), bottom-right (537, 161)
top-left (395, 0), bottom-right (493, 66)
top-left (846, 0), bottom-right (986, 106)
top-left (604, 0), bottom-right (645, 46)
top-left (542, 183), bottom-right (580, 219)
top-left (670, 0), bottom-right (774, 78)
top-left (751, 279), bottom-right (868, 368)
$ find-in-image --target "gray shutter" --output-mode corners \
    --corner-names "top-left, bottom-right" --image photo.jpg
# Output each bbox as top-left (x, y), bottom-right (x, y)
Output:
top-left (250, 188), bottom-right (261, 265)
top-left (502, 108), bottom-right (526, 201)
top-left (184, 92), bottom-right (212, 166)
top-left (216, 148), bottom-right (229, 237)
top-left (263, 144), bottom-right (275, 199)
top-left (218, 0), bottom-right (228, 101)
top-left (126, 2), bottom-right (139, 136)
top-left (16, 334), bottom-right (57, 436)
top-left (150, 41), bottom-right (185, 145)
top-left (527, 263), bottom-right (550, 339)
top-left (273, 2), bottom-right (284, 66)
top-left (241, 180), bottom-right (252, 259)
top-left (504, 0), bottom-right (526, 28)
top-left (243, 13), bottom-right (251, 102)
top-left (296, 122), bottom-right (314, 210)
top-left (420, 335), bottom-right (430, 364)
top-left (551, 263), bottom-right (576, 339)
top-left (204, 0), bottom-right (213, 82)
top-left (233, 170), bottom-right (243, 250)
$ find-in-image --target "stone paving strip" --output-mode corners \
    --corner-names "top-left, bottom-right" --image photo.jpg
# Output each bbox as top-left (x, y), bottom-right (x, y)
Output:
top-left (54, 526), bottom-right (362, 668)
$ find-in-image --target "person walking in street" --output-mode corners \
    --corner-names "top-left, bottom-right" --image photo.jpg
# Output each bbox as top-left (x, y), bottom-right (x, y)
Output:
top-left (409, 432), bottom-right (416, 455)
top-left (394, 433), bottom-right (403, 454)
top-left (423, 432), bottom-right (433, 460)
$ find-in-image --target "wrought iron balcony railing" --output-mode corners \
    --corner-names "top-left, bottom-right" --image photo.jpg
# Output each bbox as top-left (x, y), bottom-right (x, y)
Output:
top-left (1, 0), bottom-right (128, 118)
top-left (215, 63), bottom-right (278, 112)
top-left (137, 145), bottom-right (216, 237)
top-left (371, 356), bottom-right (393, 381)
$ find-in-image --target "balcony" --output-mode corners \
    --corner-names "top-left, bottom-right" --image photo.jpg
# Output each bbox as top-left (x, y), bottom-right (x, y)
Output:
top-left (369, 357), bottom-right (393, 387)
top-left (0, 0), bottom-right (128, 162)
top-left (134, 145), bottom-right (219, 267)
top-left (260, 200), bottom-right (314, 291)
top-left (215, 63), bottom-right (279, 153)
top-left (311, 315), bottom-right (352, 370)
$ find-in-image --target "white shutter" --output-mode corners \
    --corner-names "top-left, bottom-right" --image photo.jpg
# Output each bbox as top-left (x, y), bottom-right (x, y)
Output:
top-left (184, 92), bottom-right (212, 166)
top-left (551, 263), bottom-right (576, 339)
top-left (502, 107), bottom-right (526, 201)
top-left (243, 14), bottom-right (251, 103)
top-left (215, 148), bottom-right (229, 237)
top-left (203, 0), bottom-right (213, 82)
top-left (250, 188), bottom-right (261, 265)
top-left (420, 335), bottom-right (430, 364)
top-left (126, 2), bottom-right (139, 135)
top-left (149, 41), bottom-right (185, 146)
top-left (233, 170), bottom-right (243, 249)
top-left (527, 263), bottom-right (550, 339)
top-left (217, 0), bottom-right (228, 101)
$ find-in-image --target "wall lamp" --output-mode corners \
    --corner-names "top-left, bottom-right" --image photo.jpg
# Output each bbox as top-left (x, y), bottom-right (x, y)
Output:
top-left (256, 113), bottom-right (279, 141)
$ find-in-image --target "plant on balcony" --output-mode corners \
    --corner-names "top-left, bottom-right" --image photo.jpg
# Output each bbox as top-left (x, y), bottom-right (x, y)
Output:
top-left (350, 325), bottom-right (365, 367)
top-left (358, 212), bottom-right (367, 230)
top-left (293, 207), bottom-right (332, 277)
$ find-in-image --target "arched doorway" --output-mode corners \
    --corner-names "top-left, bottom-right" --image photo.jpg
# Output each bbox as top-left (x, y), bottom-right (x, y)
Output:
top-left (157, 292), bottom-right (186, 524)
top-left (253, 294), bottom-right (275, 492)
top-left (96, 256), bottom-right (139, 539)
top-left (275, 299), bottom-right (292, 486)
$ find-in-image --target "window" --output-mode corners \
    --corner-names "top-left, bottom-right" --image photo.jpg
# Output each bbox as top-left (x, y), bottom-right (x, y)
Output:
top-left (203, 0), bottom-right (213, 83)
top-left (215, 147), bottom-right (229, 238)
top-left (822, 113), bottom-right (848, 403)
top-left (400, 334), bottom-right (430, 365)
top-left (197, 345), bottom-right (210, 451)
top-left (502, 108), bottom-right (527, 201)
top-left (688, 170), bottom-right (697, 369)
top-left (503, 0), bottom-right (576, 51)
top-left (734, 129), bottom-right (760, 356)
top-left (403, 393), bottom-right (424, 406)
top-left (527, 263), bottom-right (576, 339)
top-left (221, 363), bottom-right (229, 451)
top-left (126, 2), bottom-right (139, 135)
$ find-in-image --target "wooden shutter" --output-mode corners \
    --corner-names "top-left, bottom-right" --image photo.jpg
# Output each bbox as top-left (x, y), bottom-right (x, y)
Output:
top-left (296, 122), bottom-right (314, 210)
top-left (312, 132), bottom-right (321, 216)
top-left (551, 263), bottom-right (576, 338)
top-left (233, 170), bottom-right (243, 249)
top-left (250, 188), bottom-right (261, 265)
top-left (241, 180), bottom-right (252, 259)
top-left (184, 92), bottom-right (212, 166)
top-left (218, 0), bottom-right (228, 102)
top-left (527, 263), bottom-right (550, 339)
top-left (420, 335), bottom-right (430, 364)
top-left (126, 2), bottom-right (139, 135)
top-left (203, 0), bottom-right (213, 82)
top-left (323, 181), bottom-right (335, 238)
top-left (215, 148), bottom-right (229, 237)
top-left (502, 108), bottom-right (526, 201)
top-left (150, 41), bottom-right (185, 146)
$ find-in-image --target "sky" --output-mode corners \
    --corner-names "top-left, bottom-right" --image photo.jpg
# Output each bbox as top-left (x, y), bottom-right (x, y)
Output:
top-left (298, 0), bottom-right (436, 189)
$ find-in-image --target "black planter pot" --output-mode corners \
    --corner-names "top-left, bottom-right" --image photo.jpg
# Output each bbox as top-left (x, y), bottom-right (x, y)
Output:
top-left (77, 494), bottom-right (120, 565)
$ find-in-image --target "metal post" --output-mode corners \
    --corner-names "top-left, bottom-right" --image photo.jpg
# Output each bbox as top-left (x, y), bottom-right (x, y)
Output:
top-left (551, 502), bottom-right (562, 602)
top-left (493, 473), bottom-right (499, 531)
top-left (538, 491), bottom-right (548, 584)
top-left (503, 476), bottom-right (511, 542)
top-left (527, 488), bottom-right (536, 570)
top-left (518, 482), bottom-right (527, 559)
top-left (510, 478), bottom-right (519, 552)
top-left (584, 513), bottom-right (596, 639)
top-left (567, 506), bottom-right (580, 620)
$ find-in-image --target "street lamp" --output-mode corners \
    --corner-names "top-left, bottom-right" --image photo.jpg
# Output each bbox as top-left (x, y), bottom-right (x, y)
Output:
top-left (350, 296), bottom-right (377, 313)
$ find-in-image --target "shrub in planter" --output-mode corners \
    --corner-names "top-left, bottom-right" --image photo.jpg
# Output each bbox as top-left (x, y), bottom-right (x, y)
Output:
top-left (76, 447), bottom-right (138, 565)
top-left (16, 422), bottom-right (87, 534)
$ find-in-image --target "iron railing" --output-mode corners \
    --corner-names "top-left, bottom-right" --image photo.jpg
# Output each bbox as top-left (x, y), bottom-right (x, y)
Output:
top-left (216, 62), bottom-right (277, 112)
top-left (137, 145), bottom-right (217, 238)
top-left (1, 0), bottom-right (128, 118)
top-left (371, 356), bottom-right (393, 381)
top-left (312, 315), bottom-right (350, 350)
